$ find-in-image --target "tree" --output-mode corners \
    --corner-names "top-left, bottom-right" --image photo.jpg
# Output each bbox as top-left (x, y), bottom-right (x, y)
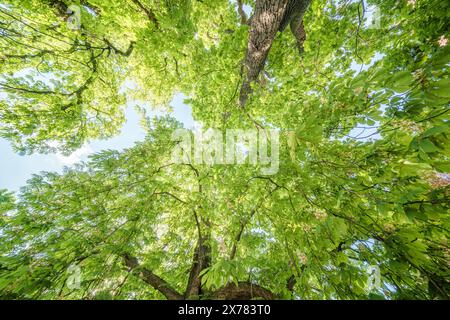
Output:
top-left (0, 0), bottom-right (449, 299)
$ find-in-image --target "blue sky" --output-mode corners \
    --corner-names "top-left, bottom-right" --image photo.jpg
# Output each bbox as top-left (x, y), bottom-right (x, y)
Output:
top-left (0, 94), bottom-right (196, 191)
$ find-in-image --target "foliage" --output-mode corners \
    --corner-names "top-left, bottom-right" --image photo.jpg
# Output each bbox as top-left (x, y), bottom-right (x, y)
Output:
top-left (0, 0), bottom-right (449, 299)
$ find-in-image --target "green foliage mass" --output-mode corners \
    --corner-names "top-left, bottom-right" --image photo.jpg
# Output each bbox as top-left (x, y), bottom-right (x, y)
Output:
top-left (0, 0), bottom-right (449, 299)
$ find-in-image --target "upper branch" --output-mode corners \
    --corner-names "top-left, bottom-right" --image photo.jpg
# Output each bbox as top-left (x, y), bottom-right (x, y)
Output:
top-left (237, 0), bottom-right (249, 25)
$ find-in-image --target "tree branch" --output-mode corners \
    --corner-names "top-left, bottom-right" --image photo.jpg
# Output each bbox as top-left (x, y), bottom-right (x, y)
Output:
top-left (184, 236), bottom-right (211, 299)
top-left (130, 0), bottom-right (159, 29)
top-left (123, 254), bottom-right (183, 300)
top-left (236, 0), bottom-right (249, 25)
top-left (286, 275), bottom-right (296, 295)
top-left (230, 208), bottom-right (257, 260)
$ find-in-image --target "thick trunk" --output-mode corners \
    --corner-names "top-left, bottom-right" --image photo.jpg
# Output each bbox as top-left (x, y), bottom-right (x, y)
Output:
top-left (239, 0), bottom-right (312, 106)
top-left (124, 251), bottom-right (277, 299)
top-left (211, 282), bottom-right (275, 300)
top-left (239, 0), bottom-right (290, 106)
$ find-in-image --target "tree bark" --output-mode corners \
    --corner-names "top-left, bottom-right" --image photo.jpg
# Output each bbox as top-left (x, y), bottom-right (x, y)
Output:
top-left (286, 0), bottom-right (311, 54)
top-left (239, 0), bottom-right (290, 107)
top-left (123, 254), bottom-right (183, 300)
top-left (237, 0), bottom-right (249, 25)
top-left (239, 0), bottom-right (312, 106)
top-left (211, 282), bottom-right (275, 300)
top-left (123, 252), bottom-right (277, 300)
top-left (184, 236), bottom-right (211, 298)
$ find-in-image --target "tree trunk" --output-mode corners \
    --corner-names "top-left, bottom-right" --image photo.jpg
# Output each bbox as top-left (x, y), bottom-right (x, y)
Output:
top-left (211, 282), bottom-right (275, 300)
top-left (184, 236), bottom-right (211, 299)
top-left (239, 0), bottom-right (312, 106)
top-left (239, 0), bottom-right (290, 107)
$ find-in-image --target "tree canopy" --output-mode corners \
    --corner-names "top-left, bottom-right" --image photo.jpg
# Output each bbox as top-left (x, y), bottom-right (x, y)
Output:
top-left (0, 0), bottom-right (449, 300)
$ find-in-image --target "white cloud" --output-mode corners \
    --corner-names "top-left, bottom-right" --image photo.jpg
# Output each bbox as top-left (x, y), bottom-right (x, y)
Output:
top-left (55, 144), bottom-right (93, 166)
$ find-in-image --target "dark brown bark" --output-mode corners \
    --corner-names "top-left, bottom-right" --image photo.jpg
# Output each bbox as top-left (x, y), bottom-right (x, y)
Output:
top-left (286, 0), bottom-right (311, 54)
top-left (184, 236), bottom-right (211, 298)
top-left (239, 0), bottom-right (312, 106)
top-left (211, 282), bottom-right (275, 300)
top-left (123, 251), bottom-right (277, 300)
top-left (286, 275), bottom-right (296, 294)
top-left (229, 229), bottom-right (243, 261)
top-left (239, 0), bottom-right (289, 107)
top-left (279, 0), bottom-right (311, 32)
top-left (123, 254), bottom-right (183, 300)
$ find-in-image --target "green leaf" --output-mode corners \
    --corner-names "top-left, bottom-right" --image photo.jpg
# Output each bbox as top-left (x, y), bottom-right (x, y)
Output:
top-left (419, 139), bottom-right (439, 153)
top-left (388, 70), bottom-right (413, 92)
top-left (422, 125), bottom-right (448, 138)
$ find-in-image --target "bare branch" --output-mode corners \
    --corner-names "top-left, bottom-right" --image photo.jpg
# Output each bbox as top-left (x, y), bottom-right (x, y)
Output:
top-left (123, 254), bottom-right (183, 300)
top-left (236, 0), bottom-right (249, 25)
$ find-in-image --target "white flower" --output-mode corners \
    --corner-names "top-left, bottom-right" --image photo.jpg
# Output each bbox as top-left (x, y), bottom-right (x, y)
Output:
top-left (438, 35), bottom-right (448, 47)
